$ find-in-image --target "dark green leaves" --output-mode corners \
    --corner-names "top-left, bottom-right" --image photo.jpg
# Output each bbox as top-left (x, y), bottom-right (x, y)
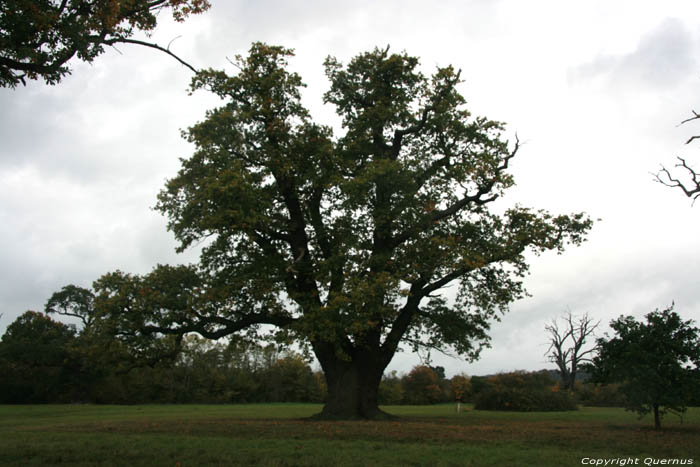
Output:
top-left (591, 305), bottom-right (700, 428)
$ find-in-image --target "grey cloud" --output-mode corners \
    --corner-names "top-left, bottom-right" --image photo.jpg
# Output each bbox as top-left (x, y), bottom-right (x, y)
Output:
top-left (572, 18), bottom-right (697, 89)
top-left (192, 0), bottom-right (505, 69)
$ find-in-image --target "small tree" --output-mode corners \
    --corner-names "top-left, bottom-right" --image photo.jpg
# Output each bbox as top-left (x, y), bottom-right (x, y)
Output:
top-left (450, 373), bottom-right (472, 402)
top-left (402, 365), bottom-right (442, 405)
top-left (544, 311), bottom-right (599, 390)
top-left (591, 305), bottom-right (700, 430)
top-left (0, 0), bottom-right (210, 88)
top-left (0, 311), bottom-right (78, 402)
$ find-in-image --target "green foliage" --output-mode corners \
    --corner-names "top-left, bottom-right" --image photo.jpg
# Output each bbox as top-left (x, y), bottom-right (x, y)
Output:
top-left (378, 367), bottom-right (470, 405)
top-left (576, 382), bottom-right (628, 407)
top-left (450, 373), bottom-right (472, 402)
top-left (152, 41), bottom-right (592, 377)
top-left (0, 309), bottom-right (325, 404)
top-left (262, 354), bottom-right (324, 403)
top-left (591, 305), bottom-right (700, 429)
top-left (469, 375), bottom-right (490, 397)
top-left (378, 370), bottom-right (404, 405)
top-left (0, 0), bottom-right (210, 87)
top-left (0, 311), bottom-right (78, 402)
top-left (401, 365), bottom-right (443, 405)
top-left (45, 42), bottom-right (592, 417)
top-left (473, 371), bottom-right (578, 412)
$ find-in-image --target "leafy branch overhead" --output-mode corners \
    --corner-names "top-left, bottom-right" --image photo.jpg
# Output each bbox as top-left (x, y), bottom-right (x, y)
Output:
top-left (0, 0), bottom-right (210, 88)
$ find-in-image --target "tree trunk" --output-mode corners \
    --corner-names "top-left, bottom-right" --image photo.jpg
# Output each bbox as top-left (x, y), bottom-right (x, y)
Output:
top-left (313, 348), bottom-right (391, 420)
top-left (653, 404), bottom-right (661, 430)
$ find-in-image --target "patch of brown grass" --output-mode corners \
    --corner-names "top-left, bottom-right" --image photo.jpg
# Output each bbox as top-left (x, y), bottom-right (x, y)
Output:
top-left (27, 414), bottom-right (699, 458)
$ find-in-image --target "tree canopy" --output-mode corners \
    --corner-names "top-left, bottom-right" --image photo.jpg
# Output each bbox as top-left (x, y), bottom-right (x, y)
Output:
top-left (591, 305), bottom-right (700, 429)
top-left (53, 43), bottom-right (593, 419)
top-left (0, 0), bottom-right (210, 88)
top-left (0, 310), bottom-right (78, 402)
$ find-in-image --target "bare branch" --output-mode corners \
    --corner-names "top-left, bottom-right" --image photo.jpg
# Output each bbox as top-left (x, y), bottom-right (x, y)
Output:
top-left (104, 37), bottom-right (198, 73)
top-left (656, 111), bottom-right (700, 203)
top-left (544, 310), bottom-right (599, 390)
top-left (679, 110), bottom-right (700, 126)
top-left (655, 157), bottom-right (700, 203)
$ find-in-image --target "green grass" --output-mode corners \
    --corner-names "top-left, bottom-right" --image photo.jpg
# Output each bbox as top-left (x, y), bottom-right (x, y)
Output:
top-left (0, 404), bottom-right (698, 466)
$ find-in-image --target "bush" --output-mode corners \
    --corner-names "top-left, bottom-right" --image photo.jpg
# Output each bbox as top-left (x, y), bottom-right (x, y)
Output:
top-left (577, 382), bottom-right (628, 407)
top-left (378, 371), bottom-right (404, 405)
top-left (473, 371), bottom-right (578, 412)
top-left (450, 374), bottom-right (472, 402)
top-left (402, 366), bottom-right (443, 405)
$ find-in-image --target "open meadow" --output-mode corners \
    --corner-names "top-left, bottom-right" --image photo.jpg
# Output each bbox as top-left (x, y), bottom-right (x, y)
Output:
top-left (1, 404), bottom-right (698, 466)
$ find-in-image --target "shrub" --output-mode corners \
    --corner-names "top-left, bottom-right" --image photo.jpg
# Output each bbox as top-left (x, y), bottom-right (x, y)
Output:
top-left (473, 371), bottom-right (578, 412)
top-left (378, 371), bottom-right (405, 405)
top-left (401, 366), bottom-right (444, 405)
top-left (577, 382), bottom-right (628, 407)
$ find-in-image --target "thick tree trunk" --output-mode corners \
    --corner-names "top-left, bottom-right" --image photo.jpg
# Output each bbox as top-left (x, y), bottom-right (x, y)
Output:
top-left (313, 348), bottom-right (391, 420)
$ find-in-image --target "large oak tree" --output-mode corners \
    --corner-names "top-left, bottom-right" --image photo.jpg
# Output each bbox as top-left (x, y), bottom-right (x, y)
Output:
top-left (64, 43), bottom-right (593, 419)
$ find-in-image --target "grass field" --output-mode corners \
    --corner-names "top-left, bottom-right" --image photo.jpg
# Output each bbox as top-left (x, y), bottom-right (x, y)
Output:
top-left (1, 404), bottom-right (698, 466)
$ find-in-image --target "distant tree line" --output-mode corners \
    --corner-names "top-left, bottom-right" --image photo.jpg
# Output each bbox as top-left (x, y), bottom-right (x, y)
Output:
top-left (2, 308), bottom-right (697, 418)
top-left (0, 310), bottom-right (471, 405)
top-left (0, 311), bottom-right (325, 404)
top-left (0, 310), bottom-right (575, 406)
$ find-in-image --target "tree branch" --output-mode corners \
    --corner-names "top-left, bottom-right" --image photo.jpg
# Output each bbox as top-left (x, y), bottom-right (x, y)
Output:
top-left (143, 312), bottom-right (296, 339)
top-left (104, 37), bottom-right (198, 73)
top-left (391, 136), bottom-right (520, 250)
top-left (655, 111), bottom-right (700, 203)
top-left (655, 157), bottom-right (700, 202)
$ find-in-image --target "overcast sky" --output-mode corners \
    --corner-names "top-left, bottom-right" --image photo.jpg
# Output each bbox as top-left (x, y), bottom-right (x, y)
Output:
top-left (2, 0), bottom-right (700, 377)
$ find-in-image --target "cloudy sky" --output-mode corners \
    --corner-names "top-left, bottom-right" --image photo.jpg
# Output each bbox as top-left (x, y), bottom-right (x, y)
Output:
top-left (2, 0), bottom-right (700, 377)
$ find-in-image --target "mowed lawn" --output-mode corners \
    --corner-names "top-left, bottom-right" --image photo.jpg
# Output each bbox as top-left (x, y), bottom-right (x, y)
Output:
top-left (1, 404), bottom-right (698, 466)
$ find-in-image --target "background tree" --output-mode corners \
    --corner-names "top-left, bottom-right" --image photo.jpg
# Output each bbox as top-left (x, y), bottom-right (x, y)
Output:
top-left (262, 354), bottom-right (323, 402)
top-left (46, 284), bottom-right (96, 328)
top-left (401, 365), bottom-right (442, 405)
top-left (544, 311), bottom-right (599, 391)
top-left (1, 306), bottom-right (328, 403)
top-left (0, 310), bottom-right (78, 402)
top-left (473, 370), bottom-right (577, 412)
top-left (61, 43), bottom-right (592, 419)
top-left (590, 305), bottom-right (700, 430)
top-left (46, 277), bottom-right (182, 373)
top-left (655, 111), bottom-right (700, 203)
top-left (378, 370), bottom-right (404, 405)
top-left (450, 373), bottom-right (471, 403)
top-left (0, 0), bottom-right (210, 88)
